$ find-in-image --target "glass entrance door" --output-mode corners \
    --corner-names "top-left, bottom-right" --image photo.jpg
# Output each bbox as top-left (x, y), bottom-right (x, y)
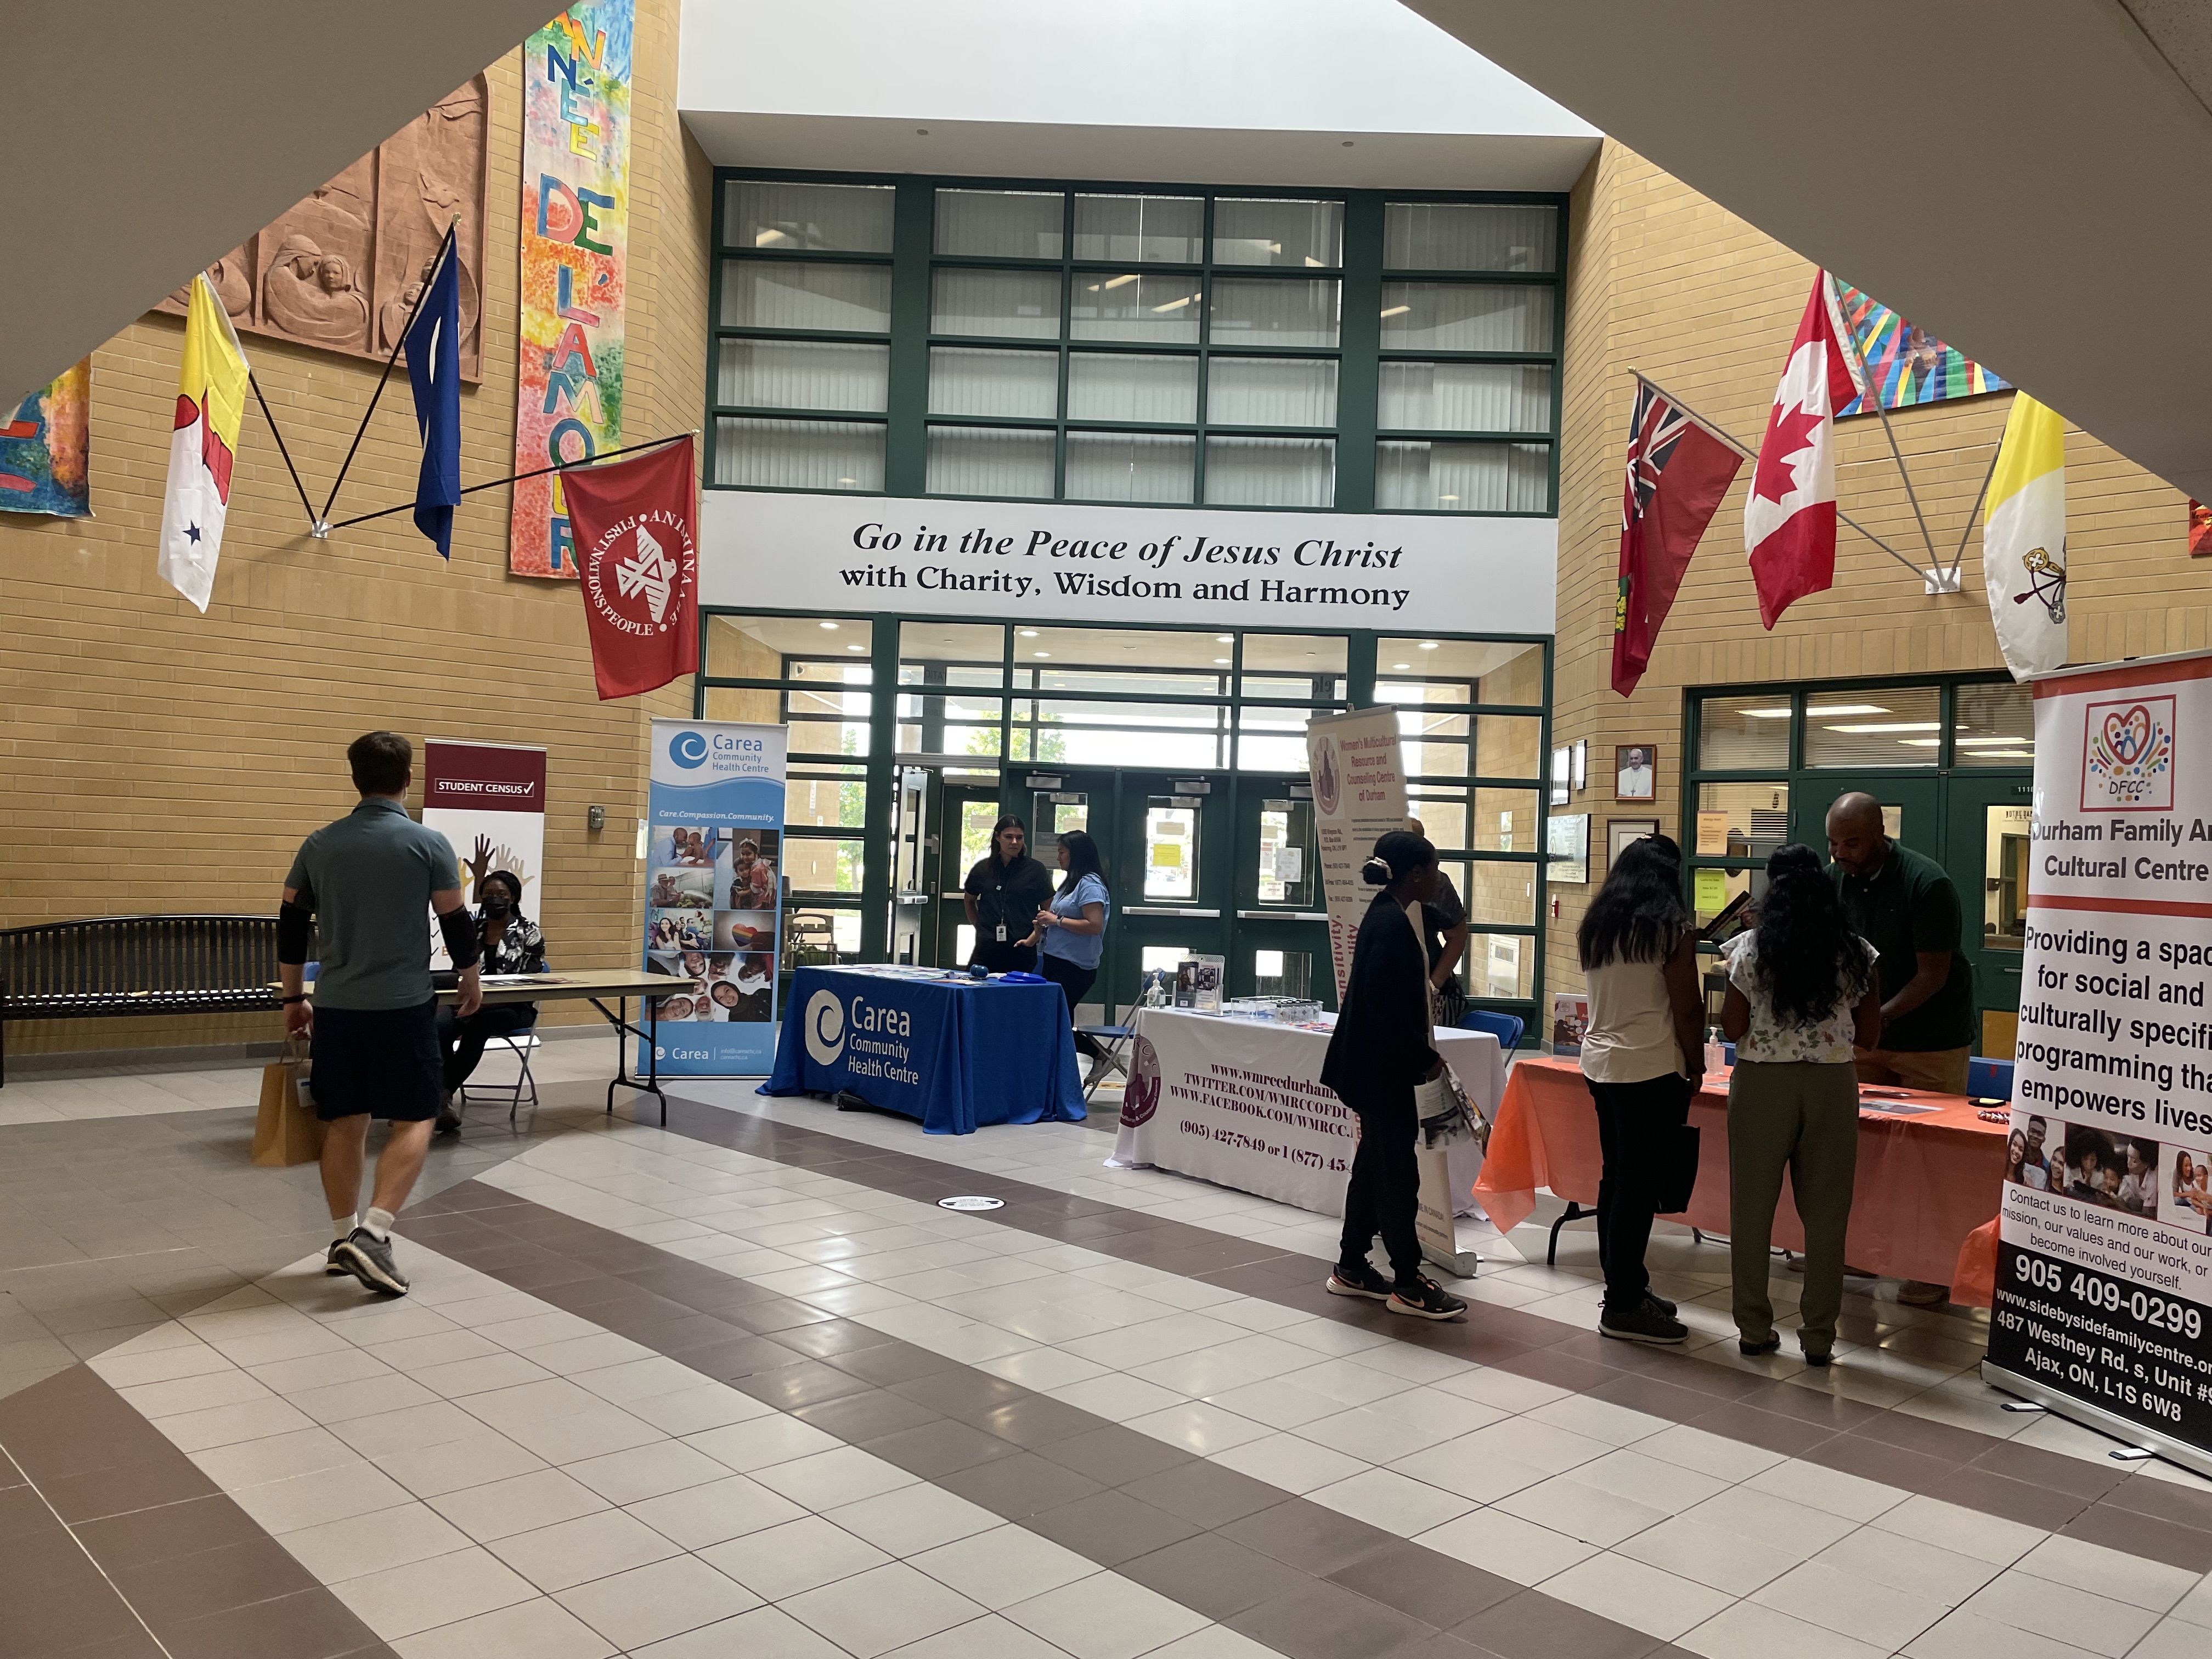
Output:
top-left (1945, 771), bottom-right (2034, 1054)
top-left (1233, 780), bottom-right (1332, 1008)
top-left (936, 783), bottom-right (1005, 968)
top-left (1113, 776), bottom-right (1231, 1015)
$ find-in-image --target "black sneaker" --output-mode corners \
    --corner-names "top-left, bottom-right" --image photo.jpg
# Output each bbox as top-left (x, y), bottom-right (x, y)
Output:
top-left (335, 1228), bottom-right (409, 1296)
top-left (1644, 1291), bottom-right (1677, 1318)
top-left (1802, 1348), bottom-right (1833, 1368)
top-left (324, 1242), bottom-right (350, 1276)
top-left (1599, 1300), bottom-right (1688, 1345)
top-left (1739, 1332), bottom-right (1782, 1357)
top-left (1387, 1275), bottom-right (1467, 1322)
top-left (1327, 1262), bottom-right (1393, 1301)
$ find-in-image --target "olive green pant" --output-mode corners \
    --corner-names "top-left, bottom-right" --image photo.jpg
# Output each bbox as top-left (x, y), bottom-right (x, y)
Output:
top-left (1728, 1059), bottom-right (1860, 1356)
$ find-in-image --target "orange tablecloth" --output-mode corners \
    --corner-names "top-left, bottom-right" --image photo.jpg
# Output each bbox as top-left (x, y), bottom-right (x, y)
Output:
top-left (1474, 1057), bottom-right (2008, 1290)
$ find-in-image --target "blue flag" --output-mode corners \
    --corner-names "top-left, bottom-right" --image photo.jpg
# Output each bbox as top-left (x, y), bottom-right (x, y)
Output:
top-left (404, 233), bottom-right (462, 557)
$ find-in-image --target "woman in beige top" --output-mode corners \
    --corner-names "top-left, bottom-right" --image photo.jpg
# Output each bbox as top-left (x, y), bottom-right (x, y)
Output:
top-left (1576, 834), bottom-right (1705, 1345)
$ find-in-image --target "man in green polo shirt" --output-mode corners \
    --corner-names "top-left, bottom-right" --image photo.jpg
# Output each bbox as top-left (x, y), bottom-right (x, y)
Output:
top-left (1825, 792), bottom-right (1977, 1093)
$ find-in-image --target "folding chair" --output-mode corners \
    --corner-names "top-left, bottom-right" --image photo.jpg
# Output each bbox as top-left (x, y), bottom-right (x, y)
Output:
top-left (1076, 1024), bottom-right (1133, 1105)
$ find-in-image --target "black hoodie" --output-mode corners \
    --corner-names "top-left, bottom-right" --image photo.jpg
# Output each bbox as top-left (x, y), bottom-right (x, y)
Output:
top-left (1320, 888), bottom-right (1440, 1113)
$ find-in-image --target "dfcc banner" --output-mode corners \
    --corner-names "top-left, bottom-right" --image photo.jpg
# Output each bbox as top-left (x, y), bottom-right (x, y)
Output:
top-left (567, 441), bottom-right (699, 699)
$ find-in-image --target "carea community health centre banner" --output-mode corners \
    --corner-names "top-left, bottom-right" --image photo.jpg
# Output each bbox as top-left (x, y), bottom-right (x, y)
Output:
top-left (1991, 650), bottom-right (2212, 1474)
top-left (643, 718), bottom-right (786, 1075)
top-left (422, 741), bottom-right (548, 970)
top-left (511, 1), bottom-right (632, 578)
top-left (1306, 707), bottom-right (1409, 1000)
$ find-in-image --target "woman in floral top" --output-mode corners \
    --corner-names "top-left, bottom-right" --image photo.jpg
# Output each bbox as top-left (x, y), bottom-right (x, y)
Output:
top-left (1719, 845), bottom-right (1881, 1365)
top-left (435, 871), bottom-right (546, 1132)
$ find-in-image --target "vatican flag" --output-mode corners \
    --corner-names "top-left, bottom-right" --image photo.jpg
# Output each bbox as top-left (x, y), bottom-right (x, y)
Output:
top-left (1982, 393), bottom-right (2067, 680)
top-left (157, 273), bottom-right (251, 613)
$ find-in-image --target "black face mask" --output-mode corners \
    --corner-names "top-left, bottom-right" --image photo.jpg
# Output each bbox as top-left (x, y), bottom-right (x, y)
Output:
top-left (481, 896), bottom-right (512, 919)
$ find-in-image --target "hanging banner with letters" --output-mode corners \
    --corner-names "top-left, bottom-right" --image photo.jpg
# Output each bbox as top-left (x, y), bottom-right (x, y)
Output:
top-left (1988, 649), bottom-right (2212, 1477)
top-left (643, 719), bottom-right (787, 1075)
top-left (510, 1), bottom-right (632, 579)
top-left (1306, 707), bottom-right (1409, 1003)
top-left (422, 741), bottom-right (548, 970)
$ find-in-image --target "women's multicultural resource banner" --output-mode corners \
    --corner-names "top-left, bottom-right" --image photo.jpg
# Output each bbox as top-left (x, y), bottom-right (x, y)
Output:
top-left (643, 719), bottom-right (787, 1075)
top-left (422, 740), bottom-right (548, 970)
top-left (1, 359), bottom-right (91, 518)
top-left (1989, 649), bottom-right (2212, 1476)
top-left (511, 2), bottom-right (632, 579)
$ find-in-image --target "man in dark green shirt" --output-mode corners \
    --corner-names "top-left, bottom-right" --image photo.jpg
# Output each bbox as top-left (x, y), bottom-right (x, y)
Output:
top-left (1825, 792), bottom-right (1976, 1093)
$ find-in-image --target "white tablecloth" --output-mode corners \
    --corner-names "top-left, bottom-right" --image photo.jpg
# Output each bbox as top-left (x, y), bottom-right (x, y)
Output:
top-left (1108, 1008), bottom-right (1505, 1219)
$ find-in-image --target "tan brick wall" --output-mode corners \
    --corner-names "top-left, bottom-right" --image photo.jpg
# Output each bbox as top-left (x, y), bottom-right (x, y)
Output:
top-left (1543, 141), bottom-right (2212, 997)
top-left (0, 0), bottom-right (713, 1054)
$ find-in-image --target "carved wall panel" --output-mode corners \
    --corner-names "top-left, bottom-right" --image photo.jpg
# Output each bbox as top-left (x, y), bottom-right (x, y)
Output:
top-left (156, 77), bottom-right (489, 381)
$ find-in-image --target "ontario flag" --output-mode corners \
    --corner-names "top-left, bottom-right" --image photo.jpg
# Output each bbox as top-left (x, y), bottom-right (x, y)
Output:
top-left (157, 273), bottom-right (250, 613)
top-left (567, 441), bottom-right (701, 699)
top-left (1613, 379), bottom-right (1742, 696)
top-left (1745, 274), bottom-right (1858, 628)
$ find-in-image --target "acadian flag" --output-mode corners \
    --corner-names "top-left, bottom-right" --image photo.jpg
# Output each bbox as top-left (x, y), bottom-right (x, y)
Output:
top-left (1982, 394), bottom-right (2068, 680)
top-left (157, 273), bottom-right (250, 612)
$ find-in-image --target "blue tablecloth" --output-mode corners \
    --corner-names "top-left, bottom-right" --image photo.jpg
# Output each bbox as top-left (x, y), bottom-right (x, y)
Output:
top-left (760, 966), bottom-right (1086, 1134)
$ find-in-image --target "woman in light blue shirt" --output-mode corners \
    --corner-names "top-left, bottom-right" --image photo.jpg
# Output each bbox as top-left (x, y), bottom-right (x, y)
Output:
top-left (1020, 830), bottom-right (1112, 1074)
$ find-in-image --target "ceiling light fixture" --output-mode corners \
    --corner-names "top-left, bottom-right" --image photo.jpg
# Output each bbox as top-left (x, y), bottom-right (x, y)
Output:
top-left (1380, 305), bottom-right (1410, 318)
top-left (1034, 651), bottom-right (1049, 658)
top-left (1393, 662), bottom-right (1411, 670)
top-left (1803, 704), bottom-right (1889, 718)
top-left (1825, 722), bottom-right (1940, 734)
top-left (1739, 707), bottom-right (1794, 719)
top-left (1216, 635), bottom-right (1233, 643)
top-left (819, 622), bottom-right (838, 630)
top-left (1214, 657), bottom-right (1231, 665)
top-left (1419, 641), bottom-right (1439, 651)
top-left (1102, 274), bottom-right (1139, 290)
top-left (1020, 629), bottom-right (1039, 637)
top-left (1151, 296), bottom-right (1194, 312)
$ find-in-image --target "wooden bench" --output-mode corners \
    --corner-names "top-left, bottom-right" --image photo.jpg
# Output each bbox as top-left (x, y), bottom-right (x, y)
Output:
top-left (0, 916), bottom-right (285, 1086)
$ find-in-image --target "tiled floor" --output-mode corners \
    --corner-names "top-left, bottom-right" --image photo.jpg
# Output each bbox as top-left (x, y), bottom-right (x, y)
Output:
top-left (1, 1057), bottom-right (2209, 1658)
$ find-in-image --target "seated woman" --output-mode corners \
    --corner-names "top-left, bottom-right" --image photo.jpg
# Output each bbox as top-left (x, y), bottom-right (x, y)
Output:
top-left (435, 871), bottom-right (545, 1132)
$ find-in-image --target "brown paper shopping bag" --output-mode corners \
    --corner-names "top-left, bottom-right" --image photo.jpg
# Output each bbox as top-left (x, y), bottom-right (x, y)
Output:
top-left (252, 1040), bottom-right (324, 1167)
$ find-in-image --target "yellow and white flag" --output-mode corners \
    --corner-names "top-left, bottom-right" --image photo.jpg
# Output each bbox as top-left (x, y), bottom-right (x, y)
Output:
top-left (157, 273), bottom-right (250, 613)
top-left (1982, 393), bottom-right (2067, 680)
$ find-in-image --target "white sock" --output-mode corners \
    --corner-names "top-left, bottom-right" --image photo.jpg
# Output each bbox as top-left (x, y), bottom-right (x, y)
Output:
top-left (332, 1214), bottom-right (358, 1243)
top-left (363, 1207), bottom-right (397, 1241)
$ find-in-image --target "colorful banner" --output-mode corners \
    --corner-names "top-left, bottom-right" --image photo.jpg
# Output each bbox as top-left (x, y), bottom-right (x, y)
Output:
top-left (1830, 280), bottom-right (2007, 417)
top-left (511, 2), bottom-right (633, 579)
top-left (1, 359), bottom-right (91, 518)
top-left (1987, 651), bottom-right (2212, 1478)
top-left (422, 740), bottom-right (549, 970)
top-left (644, 718), bottom-right (787, 1075)
top-left (1306, 707), bottom-right (1410, 1002)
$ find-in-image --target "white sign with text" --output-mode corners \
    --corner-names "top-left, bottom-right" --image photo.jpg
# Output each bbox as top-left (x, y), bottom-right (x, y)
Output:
top-left (699, 490), bottom-right (1556, 635)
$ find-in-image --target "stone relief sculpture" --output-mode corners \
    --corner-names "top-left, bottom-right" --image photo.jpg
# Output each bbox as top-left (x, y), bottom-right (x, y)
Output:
top-left (156, 76), bottom-right (488, 380)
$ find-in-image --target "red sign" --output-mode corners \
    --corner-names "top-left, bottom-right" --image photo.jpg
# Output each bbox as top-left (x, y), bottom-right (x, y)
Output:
top-left (566, 442), bottom-right (700, 701)
top-left (423, 741), bottom-right (547, 808)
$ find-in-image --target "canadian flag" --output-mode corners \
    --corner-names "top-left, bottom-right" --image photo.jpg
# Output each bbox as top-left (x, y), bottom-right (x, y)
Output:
top-left (1745, 275), bottom-right (1858, 628)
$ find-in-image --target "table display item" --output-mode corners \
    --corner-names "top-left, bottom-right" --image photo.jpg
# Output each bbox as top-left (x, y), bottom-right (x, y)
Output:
top-left (1174, 956), bottom-right (1224, 1014)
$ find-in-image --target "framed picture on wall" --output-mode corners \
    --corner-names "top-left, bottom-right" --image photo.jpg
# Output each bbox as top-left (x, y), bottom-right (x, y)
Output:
top-left (1606, 817), bottom-right (1660, 870)
top-left (1570, 739), bottom-right (1588, 793)
top-left (1550, 746), bottom-right (1571, 806)
top-left (1547, 813), bottom-right (1590, 885)
top-left (1615, 744), bottom-right (1657, 802)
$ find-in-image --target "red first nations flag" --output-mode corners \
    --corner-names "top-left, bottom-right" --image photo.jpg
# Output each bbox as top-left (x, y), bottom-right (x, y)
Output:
top-left (1745, 275), bottom-right (1858, 628)
top-left (566, 442), bottom-right (701, 700)
top-left (1613, 379), bottom-right (1743, 696)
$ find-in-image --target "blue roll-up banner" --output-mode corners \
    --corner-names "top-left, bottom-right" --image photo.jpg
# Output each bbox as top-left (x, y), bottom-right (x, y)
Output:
top-left (642, 718), bottom-right (787, 1075)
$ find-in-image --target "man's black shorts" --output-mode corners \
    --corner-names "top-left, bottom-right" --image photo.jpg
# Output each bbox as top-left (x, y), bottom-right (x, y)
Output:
top-left (308, 998), bottom-right (442, 1122)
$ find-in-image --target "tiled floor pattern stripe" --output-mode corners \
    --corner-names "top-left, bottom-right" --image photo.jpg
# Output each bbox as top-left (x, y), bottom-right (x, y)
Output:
top-left (0, 1365), bottom-right (394, 1658)
top-left (634, 1090), bottom-right (2212, 1574)
top-left (446, 1109), bottom-right (2212, 1658)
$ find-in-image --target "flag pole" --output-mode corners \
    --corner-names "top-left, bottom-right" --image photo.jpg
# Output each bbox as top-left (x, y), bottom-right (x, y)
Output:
top-left (323, 431), bottom-right (697, 533)
top-left (1628, 370), bottom-right (1931, 582)
top-left (1827, 276), bottom-right (1943, 578)
top-left (314, 223), bottom-right (457, 536)
top-left (247, 371), bottom-right (317, 530)
top-left (1946, 436), bottom-right (2006, 585)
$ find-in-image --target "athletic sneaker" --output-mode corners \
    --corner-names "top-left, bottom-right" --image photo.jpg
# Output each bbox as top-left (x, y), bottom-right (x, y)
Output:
top-left (1387, 1275), bottom-right (1467, 1322)
top-left (335, 1228), bottom-right (409, 1296)
top-left (435, 1091), bottom-right (462, 1136)
top-left (1645, 1291), bottom-right (1677, 1317)
top-left (324, 1242), bottom-right (350, 1276)
top-left (1327, 1261), bottom-right (1393, 1301)
top-left (1599, 1300), bottom-right (1687, 1345)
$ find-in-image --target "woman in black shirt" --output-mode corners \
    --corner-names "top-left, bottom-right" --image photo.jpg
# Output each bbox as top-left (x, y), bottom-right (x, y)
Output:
top-left (1320, 831), bottom-right (1466, 1322)
top-left (962, 816), bottom-right (1054, 974)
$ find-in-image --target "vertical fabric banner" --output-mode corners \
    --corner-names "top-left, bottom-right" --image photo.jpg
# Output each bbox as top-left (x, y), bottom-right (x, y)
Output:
top-left (645, 719), bottom-right (787, 1075)
top-left (511, 2), bottom-right (633, 579)
top-left (1, 359), bottom-right (91, 517)
top-left (1306, 707), bottom-right (1409, 1002)
top-left (1988, 650), bottom-right (2212, 1477)
top-left (422, 741), bottom-right (548, 969)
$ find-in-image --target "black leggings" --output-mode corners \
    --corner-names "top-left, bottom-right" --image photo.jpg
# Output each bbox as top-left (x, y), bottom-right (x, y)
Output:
top-left (1037, 953), bottom-right (1104, 1058)
top-left (1585, 1071), bottom-right (1694, 1314)
top-left (436, 1003), bottom-right (537, 1092)
top-left (1339, 1089), bottom-right (1421, 1283)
